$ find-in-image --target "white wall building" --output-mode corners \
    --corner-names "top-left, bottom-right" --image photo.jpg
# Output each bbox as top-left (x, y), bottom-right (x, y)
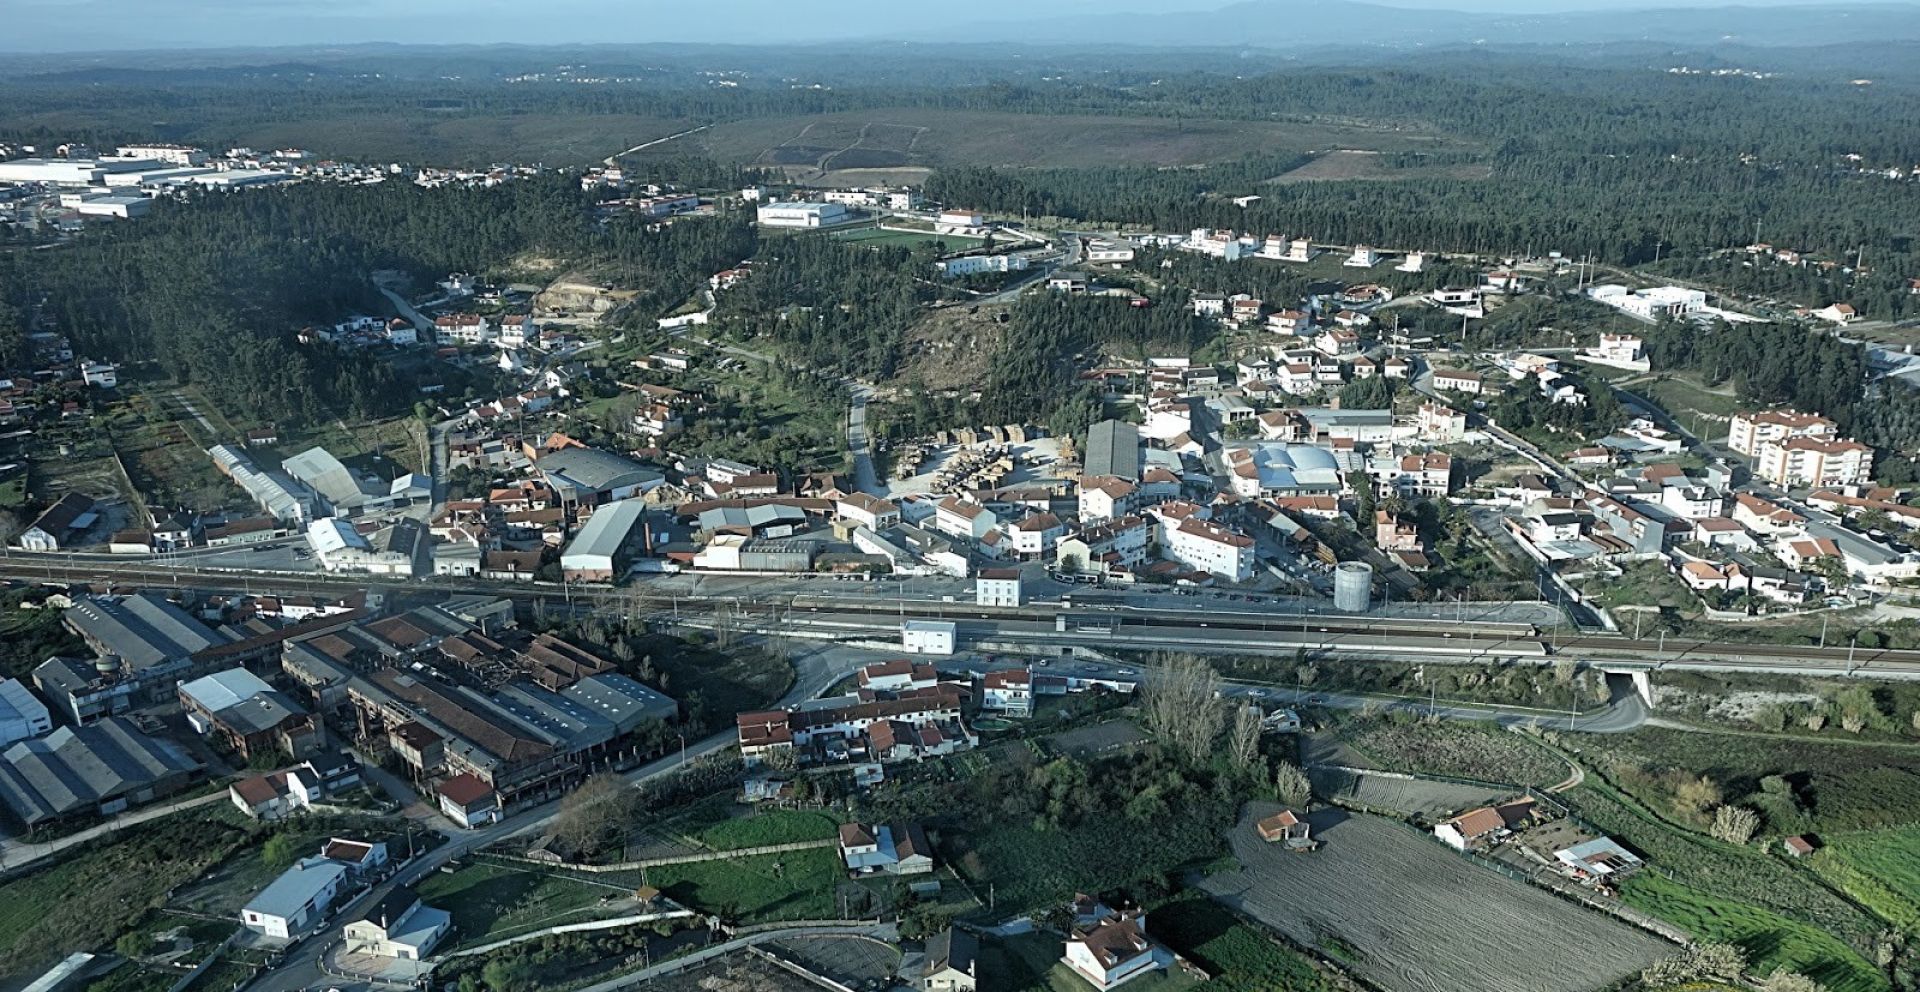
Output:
top-left (1586, 284), bottom-right (1706, 322)
top-left (901, 620), bottom-right (957, 656)
top-left (756, 201), bottom-right (850, 228)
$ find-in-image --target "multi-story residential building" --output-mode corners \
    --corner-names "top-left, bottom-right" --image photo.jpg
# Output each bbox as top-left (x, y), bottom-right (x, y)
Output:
top-left (1752, 436), bottom-right (1874, 488)
top-left (1727, 409), bottom-right (1839, 456)
top-left (1160, 516), bottom-right (1256, 582)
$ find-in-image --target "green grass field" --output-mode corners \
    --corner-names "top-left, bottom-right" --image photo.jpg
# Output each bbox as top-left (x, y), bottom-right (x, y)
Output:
top-left (641, 847), bottom-right (849, 923)
top-left (1621, 873), bottom-right (1886, 992)
top-left (1811, 826), bottom-right (1920, 932)
top-left (695, 810), bottom-right (842, 851)
top-left (1149, 896), bottom-right (1337, 992)
top-left (416, 862), bottom-right (626, 949)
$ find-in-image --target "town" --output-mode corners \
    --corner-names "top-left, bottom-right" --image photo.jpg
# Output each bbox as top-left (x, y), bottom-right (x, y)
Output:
top-left (2, 23), bottom-right (1920, 992)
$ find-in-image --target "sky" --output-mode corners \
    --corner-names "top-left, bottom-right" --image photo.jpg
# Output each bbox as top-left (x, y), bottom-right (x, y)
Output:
top-left (1, 0), bottom-right (1906, 52)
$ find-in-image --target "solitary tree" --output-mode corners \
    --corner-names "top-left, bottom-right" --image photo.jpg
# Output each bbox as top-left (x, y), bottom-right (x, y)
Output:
top-left (551, 774), bottom-right (638, 860)
top-left (1142, 654), bottom-right (1225, 764)
top-left (1227, 705), bottom-right (1264, 773)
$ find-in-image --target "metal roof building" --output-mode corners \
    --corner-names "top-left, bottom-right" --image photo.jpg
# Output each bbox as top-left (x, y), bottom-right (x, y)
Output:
top-left (283, 446), bottom-right (376, 511)
top-left (1084, 420), bottom-right (1141, 482)
top-left (209, 444), bottom-right (317, 524)
top-left (0, 717), bottom-right (202, 825)
top-left (560, 501), bottom-right (649, 578)
top-left (64, 594), bottom-right (230, 673)
top-left (538, 448), bottom-right (663, 502)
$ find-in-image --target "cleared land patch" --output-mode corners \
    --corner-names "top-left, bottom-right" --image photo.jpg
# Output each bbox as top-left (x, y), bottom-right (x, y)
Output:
top-left (1200, 806), bottom-right (1672, 992)
top-left (634, 109), bottom-right (1471, 172)
top-left (1308, 766), bottom-right (1515, 819)
top-left (1268, 149), bottom-right (1490, 184)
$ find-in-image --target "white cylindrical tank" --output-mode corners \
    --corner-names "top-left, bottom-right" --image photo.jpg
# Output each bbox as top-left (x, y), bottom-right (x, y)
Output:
top-left (1333, 561), bottom-right (1374, 613)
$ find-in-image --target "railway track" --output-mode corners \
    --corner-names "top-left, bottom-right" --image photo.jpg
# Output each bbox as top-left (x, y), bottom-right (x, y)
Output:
top-left (6, 558), bottom-right (1920, 676)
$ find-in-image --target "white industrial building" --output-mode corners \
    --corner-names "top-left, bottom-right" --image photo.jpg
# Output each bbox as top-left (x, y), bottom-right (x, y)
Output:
top-left (756, 201), bottom-right (851, 228)
top-left (115, 145), bottom-right (207, 166)
top-left (0, 157), bottom-right (163, 187)
top-left (1586, 284), bottom-right (1705, 322)
top-left (935, 253), bottom-right (1030, 278)
top-left (209, 444), bottom-right (318, 525)
top-left (901, 620), bottom-right (957, 656)
top-left (0, 679), bottom-right (53, 747)
top-left (307, 517), bottom-right (427, 577)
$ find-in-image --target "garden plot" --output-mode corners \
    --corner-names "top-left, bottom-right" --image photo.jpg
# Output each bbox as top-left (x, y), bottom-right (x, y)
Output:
top-left (1201, 806), bottom-right (1672, 992)
top-left (1309, 766), bottom-right (1514, 820)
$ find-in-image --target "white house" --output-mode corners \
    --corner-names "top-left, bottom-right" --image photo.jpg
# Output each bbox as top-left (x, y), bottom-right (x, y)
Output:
top-left (976, 568), bottom-right (1023, 607)
top-left (933, 497), bottom-right (997, 541)
top-left (1815, 303), bottom-right (1860, 325)
top-left (1063, 912), bottom-right (1165, 991)
top-left (1432, 368), bottom-right (1484, 395)
top-left (342, 887), bottom-right (450, 961)
top-left (1078, 476), bottom-right (1136, 523)
top-left (901, 620), bottom-right (957, 656)
top-left (981, 668), bottom-right (1033, 717)
top-left (1345, 245), bottom-right (1379, 268)
top-left (839, 821), bottom-right (936, 875)
top-left (921, 929), bottom-right (980, 992)
top-left (242, 859), bottom-right (350, 939)
top-left (837, 492), bottom-right (902, 531)
top-left (1162, 516), bottom-right (1256, 582)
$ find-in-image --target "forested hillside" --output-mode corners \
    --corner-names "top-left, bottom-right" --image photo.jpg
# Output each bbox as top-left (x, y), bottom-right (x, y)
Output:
top-left (0, 175), bottom-right (753, 425)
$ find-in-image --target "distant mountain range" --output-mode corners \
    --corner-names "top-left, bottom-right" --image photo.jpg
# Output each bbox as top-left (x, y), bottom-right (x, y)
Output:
top-left (929, 0), bottom-right (1920, 49)
top-left (3, 0), bottom-right (1917, 60)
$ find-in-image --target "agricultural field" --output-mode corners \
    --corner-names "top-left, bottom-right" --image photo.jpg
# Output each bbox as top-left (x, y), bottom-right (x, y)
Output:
top-left (635, 109), bottom-right (1472, 173)
top-left (1621, 873), bottom-right (1885, 992)
top-left (1809, 826), bottom-right (1920, 932)
top-left (235, 113), bottom-right (689, 167)
top-left (1200, 806), bottom-right (1672, 992)
top-left (1633, 375), bottom-right (1744, 444)
top-left (943, 796), bottom-right (1233, 913)
top-left (1148, 896), bottom-right (1339, 992)
top-left (1580, 727), bottom-right (1920, 834)
top-left (1308, 766), bottom-right (1517, 820)
top-left (1568, 778), bottom-right (1887, 991)
top-left (1325, 718), bottom-right (1573, 790)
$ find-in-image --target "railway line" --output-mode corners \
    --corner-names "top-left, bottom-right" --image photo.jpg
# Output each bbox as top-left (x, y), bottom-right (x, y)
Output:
top-left (6, 557), bottom-right (1920, 678)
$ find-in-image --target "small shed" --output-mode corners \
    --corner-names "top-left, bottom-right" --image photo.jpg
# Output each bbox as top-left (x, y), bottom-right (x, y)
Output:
top-left (1783, 835), bottom-right (1818, 858)
top-left (1256, 809), bottom-right (1314, 849)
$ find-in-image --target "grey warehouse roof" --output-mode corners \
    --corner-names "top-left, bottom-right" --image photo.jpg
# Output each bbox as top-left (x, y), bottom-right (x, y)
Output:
top-left (1085, 419), bottom-right (1141, 482)
top-left (65, 594), bottom-right (229, 672)
top-left (539, 447), bottom-right (663, 497)
top-left (0, 717), bottom-right (201, 825)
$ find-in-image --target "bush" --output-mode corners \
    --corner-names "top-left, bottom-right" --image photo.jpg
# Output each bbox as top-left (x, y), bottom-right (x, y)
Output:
top-left (1711, 805), bottom-right (1761, 845)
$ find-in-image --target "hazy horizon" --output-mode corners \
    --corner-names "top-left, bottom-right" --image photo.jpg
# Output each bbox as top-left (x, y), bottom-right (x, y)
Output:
top-left (6, 0), bottom-right (1919, 53)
